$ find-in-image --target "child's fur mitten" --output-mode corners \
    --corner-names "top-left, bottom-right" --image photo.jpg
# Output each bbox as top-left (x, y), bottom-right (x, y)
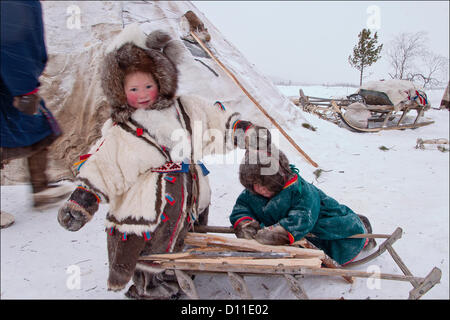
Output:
top-left (57, 188), bottom-right (99, 231)
top-left (235, 220), bottom-right (260, 239)
top-left (255, 224), bottom-right (290, 245)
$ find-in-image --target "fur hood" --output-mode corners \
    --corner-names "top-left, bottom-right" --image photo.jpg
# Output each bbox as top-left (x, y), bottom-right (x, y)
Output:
top-left (239, 148), bottom-right (293, 195)
top-left (101, 24), bottom-right (184, 123)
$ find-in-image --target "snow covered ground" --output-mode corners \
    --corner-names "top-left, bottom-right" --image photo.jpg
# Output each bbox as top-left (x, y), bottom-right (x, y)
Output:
top-left (1, 85), bottom-right (448, 300)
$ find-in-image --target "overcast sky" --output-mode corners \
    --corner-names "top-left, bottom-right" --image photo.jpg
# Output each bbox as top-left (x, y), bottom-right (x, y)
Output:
top-left (192, 1), bottom-right (449, 85)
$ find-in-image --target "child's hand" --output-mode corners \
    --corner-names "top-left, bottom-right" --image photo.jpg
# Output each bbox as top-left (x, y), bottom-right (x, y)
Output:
top-left (233, 121), bottom-right (271, 152)
top-left (255, 224), bottom-right (290, 245)
top-left (57, 201), bottom-right (92, 231)
top-left (235, 220), bottom-right (260, 239)
top-left (244, 125), bottom-right (271, 151)
top-left (57, 187), bottom-right (99, 231)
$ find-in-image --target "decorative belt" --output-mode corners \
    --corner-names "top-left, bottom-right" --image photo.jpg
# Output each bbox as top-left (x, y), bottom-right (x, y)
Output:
top-left (150, 161), bottom-right (209, 176)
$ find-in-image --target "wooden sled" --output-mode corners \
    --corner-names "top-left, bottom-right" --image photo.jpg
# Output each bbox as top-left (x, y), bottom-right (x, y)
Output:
top-left (137, 226), bottom-right (441, 300)
top-left (296, 89), bottom-right (434, 133)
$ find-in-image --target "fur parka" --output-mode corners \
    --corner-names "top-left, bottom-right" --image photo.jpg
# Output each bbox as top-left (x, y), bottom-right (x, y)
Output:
top-left (58, 24), bottom-right (269, 293)
top-left (231, 157), bottom-right (367, 265)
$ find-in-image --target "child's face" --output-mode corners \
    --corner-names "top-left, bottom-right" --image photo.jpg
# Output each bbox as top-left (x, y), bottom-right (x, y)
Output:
top-left (124, 71), bottom-right (159, 109)
top-left (253, 183), bottom-right (275, 198)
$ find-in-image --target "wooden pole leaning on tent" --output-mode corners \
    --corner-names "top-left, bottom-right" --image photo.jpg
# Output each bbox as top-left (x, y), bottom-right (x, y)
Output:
top-left (190, 31), bottom-right (319, 168)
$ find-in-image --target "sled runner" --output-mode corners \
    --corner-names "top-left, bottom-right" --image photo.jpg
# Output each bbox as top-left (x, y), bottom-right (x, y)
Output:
top-left (137, 226), bottom-right (441, 300)
top-left (296, 89), bottom-right (434, 133)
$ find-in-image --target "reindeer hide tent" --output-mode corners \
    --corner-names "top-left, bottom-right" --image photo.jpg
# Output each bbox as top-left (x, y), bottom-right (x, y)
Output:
top-left (1, 1), bottom-right (313, 185)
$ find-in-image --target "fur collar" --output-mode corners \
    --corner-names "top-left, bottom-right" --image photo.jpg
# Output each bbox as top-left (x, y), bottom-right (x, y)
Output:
top-left (101, 25), bottom-right (183, 124)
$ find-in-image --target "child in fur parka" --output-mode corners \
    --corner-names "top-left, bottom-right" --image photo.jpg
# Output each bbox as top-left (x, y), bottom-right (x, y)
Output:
top-left (57, 24), bottom-right (271, 299)
top-left (230, 149), bottom-right (376, 265)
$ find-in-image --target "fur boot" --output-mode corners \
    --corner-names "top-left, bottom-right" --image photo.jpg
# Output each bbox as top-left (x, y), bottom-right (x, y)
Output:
top-left (125, 269), bottom-right (181, 300)
top-left (107, 231), bottom-right (146, 291)
top-left (0, 211), bottom-right (15, 229)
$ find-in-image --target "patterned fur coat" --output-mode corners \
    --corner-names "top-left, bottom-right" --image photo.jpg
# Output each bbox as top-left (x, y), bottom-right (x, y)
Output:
top-left (57, 25), bottom-right (268, 292)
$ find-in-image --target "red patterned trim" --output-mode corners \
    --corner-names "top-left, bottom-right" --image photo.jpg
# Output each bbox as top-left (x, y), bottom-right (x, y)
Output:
top-left (164, 176), bottom-right (176, 183)
top-left (232, 119), bottom-right (241, 132)
top-left (23, 88), bottom-right (39, 96)
top-left (283, 175), bottom-right (298, 189)
top-left (165, 194), bottom-right (175, 206)
top-left (143, 231), bottom-right (152, 241)
top-left (161, 212), bottom-right (169, 222)
top-left (166, 183), bottom-right (185, 252)
top-left (341, 238), bottom-right (369, 266)
top-left (288, 232), bottom-right (295, 244)
top-left (79, 154), bottom-right (91, 161)
top-left (76, 186), bottom-right (100, 203)
top-left (68, 199), bottom-right (81, 207)
top-left (233, 216), bottom-right (255, 229)
top-left (244, 124), bottom-right (253, 133)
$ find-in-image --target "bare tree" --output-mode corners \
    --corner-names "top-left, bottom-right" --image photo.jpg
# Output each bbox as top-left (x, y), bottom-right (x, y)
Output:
top-left (387, 31), bottom-right (449, 88)
top-left (408, 52), bottom-right (449, 88)
top-left (386, 31), bottom-right (428, 80)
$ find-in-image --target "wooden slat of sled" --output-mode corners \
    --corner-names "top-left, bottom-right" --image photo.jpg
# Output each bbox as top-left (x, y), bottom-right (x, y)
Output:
top-left (154, 257), bottom-right (323, 274)
top-left (185, 232), bottom-right (325, 259)
top-left (140, 249), bottom-right (291, 261)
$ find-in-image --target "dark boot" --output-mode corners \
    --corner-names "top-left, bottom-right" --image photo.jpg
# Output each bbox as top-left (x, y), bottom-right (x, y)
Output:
top-left (125, 269), bottom-right (181, 300)
top-left (357, 214), bottom-right (377, 251)
top-left (0, 210), bottom-right (15, 229)
top-left (27, 147), bottom-right (72, 209)
top-left (27, 147), bottom-right (49, 194)
top-left (107, 231), bottom-right (146, 292)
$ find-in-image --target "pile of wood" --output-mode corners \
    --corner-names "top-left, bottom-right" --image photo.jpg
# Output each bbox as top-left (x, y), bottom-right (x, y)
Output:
top-left (140, 233), bottom-right (325, 274)
top-left (139, 232), bottom-right (326, 299)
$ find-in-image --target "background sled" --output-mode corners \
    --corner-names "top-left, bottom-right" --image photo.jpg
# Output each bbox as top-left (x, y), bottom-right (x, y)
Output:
top-left (137, 226), bottom-right (441, 300)
top-left (296, 89), bottom-right (434, 133)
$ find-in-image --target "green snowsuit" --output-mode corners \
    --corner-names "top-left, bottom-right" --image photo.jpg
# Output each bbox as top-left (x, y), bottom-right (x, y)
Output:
top-left (230, 167), bottom-right (367, 265)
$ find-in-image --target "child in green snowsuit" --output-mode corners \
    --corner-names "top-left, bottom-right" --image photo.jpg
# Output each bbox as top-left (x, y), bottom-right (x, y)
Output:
top-left (229, 149), bottom-right (375, 265)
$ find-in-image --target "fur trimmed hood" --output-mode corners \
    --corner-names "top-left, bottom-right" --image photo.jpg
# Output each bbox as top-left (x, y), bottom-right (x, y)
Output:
top-left (239, 148), bottom-right (293, 195)
top-left (101, 24), bottom-right (184, 123)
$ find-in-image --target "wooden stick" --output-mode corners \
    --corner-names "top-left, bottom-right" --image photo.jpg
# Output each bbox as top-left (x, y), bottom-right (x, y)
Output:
top-left (159, 257), bottom-right (323, 270)
top-left (301, 267), bottom-right (424, 283)
top-left (193, 225), bottom-right (391, 239)
top-left (140, 259), bottom-right (425, 283)
top-left (190, 31), bottom-right (318, 168)
top-left (140, 250), bottom-right (291, 261)
top-left (295, 239), bottom-right (354, 284)
top-left (184, 232), bottom-right (324, 259)
top-left (193, 225), bottom-right (234, 234)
